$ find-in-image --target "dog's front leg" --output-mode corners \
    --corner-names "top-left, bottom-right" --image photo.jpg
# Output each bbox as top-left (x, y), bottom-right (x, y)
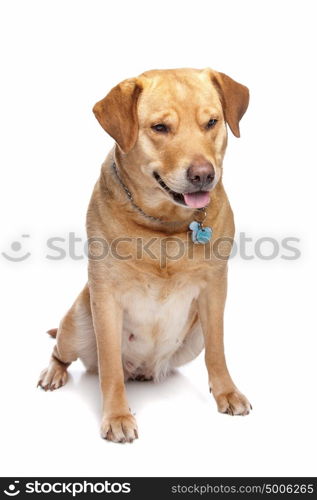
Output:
top-left (198, 266), bottom-right (251, 416)
top-left (90, 283), bottom-right (138, 442)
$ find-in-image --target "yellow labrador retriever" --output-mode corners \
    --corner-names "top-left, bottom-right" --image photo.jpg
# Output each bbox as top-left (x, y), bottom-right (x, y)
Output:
top-left (38, 68), bottom-right (251, 443)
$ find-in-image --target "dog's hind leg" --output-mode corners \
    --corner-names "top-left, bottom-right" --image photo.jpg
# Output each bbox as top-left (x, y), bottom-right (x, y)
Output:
top-left (38, 284), bottom-right (97, 391)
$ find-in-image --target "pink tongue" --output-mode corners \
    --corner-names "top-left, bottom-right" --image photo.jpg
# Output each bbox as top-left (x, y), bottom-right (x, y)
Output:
top-left (183, 191), bottom-right (210, 208)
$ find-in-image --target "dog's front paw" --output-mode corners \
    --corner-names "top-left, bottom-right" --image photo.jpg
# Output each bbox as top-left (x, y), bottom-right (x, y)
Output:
top-left (214, 390), bottom-right (252, 416)
top-left (101, 413), bottom-right (138, 443)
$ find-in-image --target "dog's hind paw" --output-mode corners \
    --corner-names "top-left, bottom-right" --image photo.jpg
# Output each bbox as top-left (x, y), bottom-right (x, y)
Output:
top-left (37, 363), bottom-right (68, 391)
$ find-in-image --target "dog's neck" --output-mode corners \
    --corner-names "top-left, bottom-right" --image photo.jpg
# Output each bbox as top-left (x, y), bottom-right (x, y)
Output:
top-left (105, 147), bottom-right (223, 233)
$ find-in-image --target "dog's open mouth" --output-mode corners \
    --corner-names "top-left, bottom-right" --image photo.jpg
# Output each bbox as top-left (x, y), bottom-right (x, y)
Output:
top-left (153, 172), bottom-right (211, 209)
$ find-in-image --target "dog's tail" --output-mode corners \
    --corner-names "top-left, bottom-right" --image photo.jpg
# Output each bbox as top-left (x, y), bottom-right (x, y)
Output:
top-left (46, 328), bottom-right (58, 339)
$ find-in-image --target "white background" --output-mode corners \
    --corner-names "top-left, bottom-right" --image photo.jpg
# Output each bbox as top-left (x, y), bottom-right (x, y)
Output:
top-left (1, 0), bottom-right (316, 477)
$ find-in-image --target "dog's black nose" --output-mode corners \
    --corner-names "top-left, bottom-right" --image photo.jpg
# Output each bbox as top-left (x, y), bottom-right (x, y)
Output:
top-left (187, 161), bottom-right (215, 187)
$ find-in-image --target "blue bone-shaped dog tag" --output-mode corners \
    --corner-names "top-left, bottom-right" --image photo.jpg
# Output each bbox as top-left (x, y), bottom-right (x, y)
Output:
top-left (189, 221), bottom-right (213, 244)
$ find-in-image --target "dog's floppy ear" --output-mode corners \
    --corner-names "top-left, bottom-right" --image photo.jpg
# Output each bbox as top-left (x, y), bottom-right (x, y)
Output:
top-left (93, 78), bottom-right (142, 153)
top-left (211, 71), bottom-right (249, 138)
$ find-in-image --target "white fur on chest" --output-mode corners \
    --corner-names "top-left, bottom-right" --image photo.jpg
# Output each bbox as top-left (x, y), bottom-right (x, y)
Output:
top-left (120, 279), bottom-right (201, 381)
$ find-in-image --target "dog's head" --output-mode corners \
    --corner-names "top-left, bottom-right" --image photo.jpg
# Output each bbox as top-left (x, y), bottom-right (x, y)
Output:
top-left (93, 68), bottom-right (249, 209)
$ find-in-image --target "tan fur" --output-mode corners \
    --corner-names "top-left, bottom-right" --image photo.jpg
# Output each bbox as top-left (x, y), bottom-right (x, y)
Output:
top-left (38, 67), bottom-right (251, 443)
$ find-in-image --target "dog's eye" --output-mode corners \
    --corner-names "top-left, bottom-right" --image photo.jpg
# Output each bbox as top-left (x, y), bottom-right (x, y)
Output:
top-left (151, 123), bottom-right (169, 133)
top-left (206, 118), bottom-right (218, 129)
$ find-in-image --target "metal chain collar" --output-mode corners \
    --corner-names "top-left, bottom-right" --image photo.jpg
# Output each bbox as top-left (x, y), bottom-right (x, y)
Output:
top-left (111, 162), bottom-right (207, 226)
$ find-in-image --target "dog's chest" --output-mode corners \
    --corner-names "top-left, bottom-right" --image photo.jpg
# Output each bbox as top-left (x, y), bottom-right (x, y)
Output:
top-left (120, 278), bottom-right (201, 380)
